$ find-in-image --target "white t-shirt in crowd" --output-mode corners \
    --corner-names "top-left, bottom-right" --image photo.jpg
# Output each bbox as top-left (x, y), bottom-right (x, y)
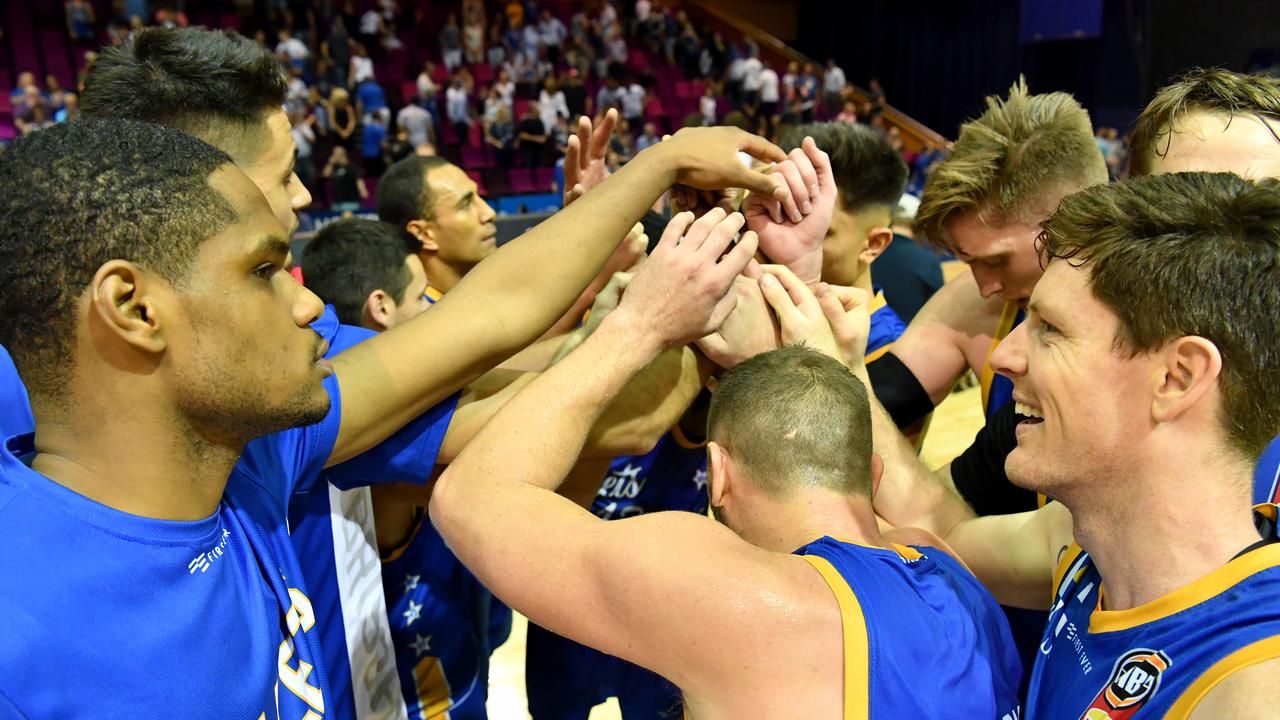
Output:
top-left (759, 68), bottom-right (780, 103)
top-left (741, 57), bottom-right (763, 91)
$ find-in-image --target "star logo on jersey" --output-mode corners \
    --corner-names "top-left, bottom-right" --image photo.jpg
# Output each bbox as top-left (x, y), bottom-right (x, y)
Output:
top-left (403, 574), bottom-right (420, 592)
top-left (410, 633), bottom-right (433, 656)
top-left (1080, 648), bottom-right (1171, 719)
top-left (402, 600), bottom-right (423, 626)
top-left (692, 468), bottom-right (708, 492)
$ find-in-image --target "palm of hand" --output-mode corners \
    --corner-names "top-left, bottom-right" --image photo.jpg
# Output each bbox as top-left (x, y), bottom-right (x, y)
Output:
top-left (744, 193), bottom-right (830, 285)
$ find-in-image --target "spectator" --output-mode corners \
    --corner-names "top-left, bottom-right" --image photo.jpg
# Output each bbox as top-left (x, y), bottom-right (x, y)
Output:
top-left (796, 63), bottom-right (819, 123)
top-left (606, 26), bottom-right (628, 65)
top-left (44, 76), bottom-right (67, 113)
top-left (609, 118), bottom-right (634, 163)
top-left (462, 0), bottom-right (486, 65)
top-left (560, 70), bottom-right (588, 120)
top-left (759, 63), bottom-right (780, 125)
top-left (494, 68), bottom-right (516, 107)
top-left (324, 146), bottom-right (367, 212)
top-left (54, 93), bottom-right (79, 123)
top-left (275, 29), bottom-right (309, 70)
top-left (823, 58), bottom-right (846, 117)
top-left (740, 48), bottom-right (762, 106)
top-left (595, 76), bottom-right (623, 114)
top-left (355, 77), bottom-right (389, 125)
top-left (361, 112), bottom-right (388, 177)
top-left (445, 75), bottom-right (472, 141)
top-left (835, 100), bottom-right (858, 124)
top-left (290, 106), bottom-right (318, 198)
top-left (538, 78), bottom-right (570, 133)
top-left (483, 86), bottom-right (507, 124)
top-left (521, 20), bottom-right (543, 64)
top-left (486, 23), bottom-right (507, 68)
top-left (727, 50), bottom-right (746, 102)
top-left (563, 45), bottom-right (591, 83)
top-left (505, 0), bottom-right (524, 30)
top-left (9, 72), bottom-right (36, 107)
top-left (328, 87), bottom-right (358, 149)
top-left (396, 101), bottom-right (434, 149)
top-left (485, 104), bottom-right (516, 167)
top-left (13, 87), bottom-right (45, 135)
top-left (516, 101), bottom-right (549, 166)
top-left (700, 85), bottom-right (717, 126)
top-left (20, 105), bottom-right (54, 136)
top-left (414, 141), bottom-right (437, 157)
top-left (635, 121), bottom-right (660, 152)
top-left (350, 43), bottom-right (375, 87)
top-left (538, 9), bottom-right (567, 63)
top-left (359, 7), bottom-right (382, 49)
top-left (621, 78), bottom-right (646, 128)
top-left (322, 18), bottom-right (352, 90)
top-left (65, 0), bottom-right (96, 43)
top-left (440, 14), bottom-right (463, 71)
top-left (551, 114), bottom-right (572, 156)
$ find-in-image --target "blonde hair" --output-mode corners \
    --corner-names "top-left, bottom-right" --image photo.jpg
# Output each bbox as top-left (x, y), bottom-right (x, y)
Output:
top-left (916, 78), bottom-right (1106, 251)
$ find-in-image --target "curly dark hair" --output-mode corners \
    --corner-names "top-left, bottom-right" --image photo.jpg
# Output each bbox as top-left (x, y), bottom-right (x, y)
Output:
top-left (0, 120), bottom-right (236, 391)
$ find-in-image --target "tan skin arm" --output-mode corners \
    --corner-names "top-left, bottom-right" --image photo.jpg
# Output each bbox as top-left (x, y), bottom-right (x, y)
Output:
top-left (1184, 656), bottom-right (1280, 720)
top-left (324, 127), bottom-right (788, 467)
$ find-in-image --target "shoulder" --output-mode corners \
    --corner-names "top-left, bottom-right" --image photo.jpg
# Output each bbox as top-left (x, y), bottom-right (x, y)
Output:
top-left (1184, 653), bottom-right (1280, 719)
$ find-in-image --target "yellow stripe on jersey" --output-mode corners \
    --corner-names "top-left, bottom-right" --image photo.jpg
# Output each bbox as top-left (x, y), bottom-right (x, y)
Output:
top-left (1164, 634), bottom-right (1280, 719)
top-left (424, 285), bottom-right (444, 304)
top-left (1090, 544), bottom-right (1280, 633)
top-left (801, 555), bottom-right (870, 720)
top-left (412, 655), bottom-right (453, 719)
top-left (979, 301), bottom-right (1021, 414)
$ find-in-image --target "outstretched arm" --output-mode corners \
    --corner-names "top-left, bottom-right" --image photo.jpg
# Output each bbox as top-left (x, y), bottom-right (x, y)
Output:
top-left (327, 126), bottom-right (788, 466)
top-left (431, 211), bottom-right (804, 690)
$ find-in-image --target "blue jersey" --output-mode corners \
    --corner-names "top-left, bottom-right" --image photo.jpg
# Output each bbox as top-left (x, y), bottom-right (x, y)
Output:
top-left (382, 515), bottom-right (494, 720)
top-left (1028, 521), bottom-right (1280, 719)
top-left (0, 376), bottom-right (344, 718)
top-left (0, 346), bottom-right (31, 439)
top-left (981, 301), bottom-right (1025, 419)
top-left (796, 536), bottom-right (1024, 719)
top-left (289, 308), bottom-right (460, 720)
top-left (865, 289), bottom-right (907, 364)
top-left (1255, 436), bottom-right (1280, 506)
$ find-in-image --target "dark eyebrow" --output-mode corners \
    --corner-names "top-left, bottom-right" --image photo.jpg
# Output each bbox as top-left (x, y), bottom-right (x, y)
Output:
top-left (252, 235), bottom-right (291, 258)
top-left (457, 191), bottom-right (474, 208)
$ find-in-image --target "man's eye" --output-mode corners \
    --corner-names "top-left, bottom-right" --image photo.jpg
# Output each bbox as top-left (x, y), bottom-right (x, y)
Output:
top-left (254, 263), bottom-right (278, 279)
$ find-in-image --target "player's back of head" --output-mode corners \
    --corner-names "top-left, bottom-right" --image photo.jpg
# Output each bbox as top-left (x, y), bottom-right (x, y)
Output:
top-left (708, 346), bottom-right (873, 498)
top-left (80, 26), bottom-right (287, 159)
top-left (301, 218), bottom-right (413, 326)
top-left (0, 120), bottom-right (235, 392)
top-left (917, 78), bottom-right (1107, 250)
top-left (1129, 68), bottom-right (1280, 177)
top-left (778, 122), bottom-right (907, 214)
top-left (377, 154), bottom-right (453, 251)
top-left (1041, 171), bottom-right (1280, 460)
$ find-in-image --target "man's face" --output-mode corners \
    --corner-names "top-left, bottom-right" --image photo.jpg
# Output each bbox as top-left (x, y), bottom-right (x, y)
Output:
top-left (424, 164), bottom-right (498, 268)
top-left (161, 166), bottom-right (330, 444)
top-left (990, 260), bottom-right (1153, 498)
top-left (946, 209), bottom-right (1045, 303)
top-left (1146, 110), bottom-right (1280, 179)
top-left (821, 205), bottom-right (887, 286)
top-left (387, 254), bottom-right (433, 328)
top-left (237, 109), bottom-right (312, 237)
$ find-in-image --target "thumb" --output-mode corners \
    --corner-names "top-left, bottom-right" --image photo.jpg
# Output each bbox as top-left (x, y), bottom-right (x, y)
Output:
top-left (758, 272), bottom-right (804, 327)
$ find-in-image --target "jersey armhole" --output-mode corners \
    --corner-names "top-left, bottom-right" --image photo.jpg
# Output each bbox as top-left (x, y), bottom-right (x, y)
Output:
top-left (800, 554), bottom-right (869, 720)
top-left (1164, 635), bottom-right (1280, 719)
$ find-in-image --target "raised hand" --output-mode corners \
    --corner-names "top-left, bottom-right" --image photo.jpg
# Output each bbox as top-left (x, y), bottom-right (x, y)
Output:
top-left (654, 127), bottom-right (788, 201)
top-left (612, 208), bottom-right (759, 349)
top-left (563, 108), bottom-right (619, 206)
top-left (695, 275), bottom-right (782, 369)
top-left (583, 271), bottom-right (632, 336)
top-left (815, 282), bottom-right (873, 371)
top-left (755, 264), bottom-right (843, 362)
top-left (744, 137), bottom-right (836, 287)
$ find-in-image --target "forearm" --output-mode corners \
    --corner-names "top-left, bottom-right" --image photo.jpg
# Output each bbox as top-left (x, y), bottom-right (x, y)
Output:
top-left (584, 346), bottom-right (708, 457)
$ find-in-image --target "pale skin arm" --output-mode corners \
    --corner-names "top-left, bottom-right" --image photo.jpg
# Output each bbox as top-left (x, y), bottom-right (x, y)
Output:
top-left (431, 211), bottom-right (804, 693)
top-left (1185, 657), bottom-right (1280, 719)
top-left (325, 127), bottom-right (788, 466)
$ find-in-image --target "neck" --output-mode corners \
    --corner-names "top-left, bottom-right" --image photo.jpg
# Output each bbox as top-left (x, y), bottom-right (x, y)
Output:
top-left (741, 487), bottom-right (886, 554)
top-left (1068, 441), bottom-right (1261, 610)
top-left (852, 267), bottom-right (873, 295)
top-left (421, 253), bottom-right (468, 294)
top-left (28, 381), bottom-right (241, 521)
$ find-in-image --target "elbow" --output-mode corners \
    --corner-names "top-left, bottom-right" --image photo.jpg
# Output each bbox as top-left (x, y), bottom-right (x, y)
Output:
top-left (426, 471), bottom-right (458, 536)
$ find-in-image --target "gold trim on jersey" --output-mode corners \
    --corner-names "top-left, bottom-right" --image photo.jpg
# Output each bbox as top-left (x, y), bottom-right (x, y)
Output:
top-left (381, 514), bottom-right (427, 564)
top-left (1164, 634), bottom-right (1280, 718)
top-left (1051, 543), bottom-right (1088, 603)
top-left (801, 554), bottom-right (870, 720)
top-left (979, 301), bottom-right (1021, 414)
top-left (424, 285), bottom-right (444, 303)
top-left (1090, 544), bottom-right (1280, 633)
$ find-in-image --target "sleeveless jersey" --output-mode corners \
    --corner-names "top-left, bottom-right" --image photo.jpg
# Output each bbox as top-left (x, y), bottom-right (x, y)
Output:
top-left (979, 301), bottom-right (1025, 419)
top-left (0, 346), bottom-right (31, 440)
top-left (865, 290), bottom-right (907, 364)
top-left (796, 536), bottom-right (1024, 719)
top-left (1255, 436), bottom-right (1280, 506)
top-left (1028, 512), bottom-right (1280, 719)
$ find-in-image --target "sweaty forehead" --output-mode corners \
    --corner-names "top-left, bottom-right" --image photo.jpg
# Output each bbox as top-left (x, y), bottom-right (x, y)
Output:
top-left (1155, 111), bottom-right (1280, 179)
top-left (427, 164), bottom-right (475, 207)
top-left (206, 165), bottom-right (285, 240)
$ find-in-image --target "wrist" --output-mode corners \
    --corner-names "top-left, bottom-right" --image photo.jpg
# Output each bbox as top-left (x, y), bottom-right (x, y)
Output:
top-left (595, 308), bottom-right (666, 362)
top-left (638, 141), bottom-right (680, 186)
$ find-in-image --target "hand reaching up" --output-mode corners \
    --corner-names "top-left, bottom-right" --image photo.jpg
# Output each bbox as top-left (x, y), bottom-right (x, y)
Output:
top-left (744, 137), bottom-right (836, 287)
top-left (755, 264), bottom-right (843, 362)
top-left (563, 109), bottom-right (618, 206)
top-left (695, 275), bottom-right (782, 369)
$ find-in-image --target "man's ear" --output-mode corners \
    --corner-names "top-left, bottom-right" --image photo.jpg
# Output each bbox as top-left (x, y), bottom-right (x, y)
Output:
top-left (1152, 336), bottom-right (1222, 424)
top-left (707, 440), bottom-right (732, 509)
top-left (860, 227), bottom-right (893, 265)
top-left (362, 289), bottom-right (395, 332)
top-left (89, 260), bottom-right (166, 354)
top-left (406, 219), bottom-right (438, 252)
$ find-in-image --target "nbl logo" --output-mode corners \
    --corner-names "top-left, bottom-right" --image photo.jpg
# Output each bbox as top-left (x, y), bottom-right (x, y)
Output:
top-left (1079, 648), bottom-right (1171, 720)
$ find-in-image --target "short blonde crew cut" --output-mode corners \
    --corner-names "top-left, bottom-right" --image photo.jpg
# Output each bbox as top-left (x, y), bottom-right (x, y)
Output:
top-left (916, 78), bottom-right (1107, 252)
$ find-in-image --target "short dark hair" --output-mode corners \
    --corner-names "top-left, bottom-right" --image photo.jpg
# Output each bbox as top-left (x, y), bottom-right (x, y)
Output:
top-left (0, 120), bottom-right (236, 391)
top-left (779, 122), bottom-right (908, 213)
top-left (80, 27), bottom-right (287, 160)
top-left (300, 219), bottom-right (413, 327)
top-left (1129, 68), bottom-right (1280, 177)
top-left (708, 346), bottom-right (873, 498)
top-left (1040, 172), bottom-right (1280, 460)
top-left (376, 154), bottom-right (452, 252)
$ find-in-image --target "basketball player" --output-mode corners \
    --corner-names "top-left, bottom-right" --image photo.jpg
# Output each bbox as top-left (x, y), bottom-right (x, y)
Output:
top-left (844, 172), bottom-right (1280, 718)
top-left (299, 218), bottom-right (705, 718)
top-left (524, 123), bottom-right (915, 720)
top-left (429, 204), bottom-right (1024, 718)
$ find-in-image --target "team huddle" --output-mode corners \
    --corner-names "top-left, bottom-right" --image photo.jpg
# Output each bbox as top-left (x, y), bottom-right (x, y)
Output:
top-left (0, 25), bottom-right (1278, 720)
